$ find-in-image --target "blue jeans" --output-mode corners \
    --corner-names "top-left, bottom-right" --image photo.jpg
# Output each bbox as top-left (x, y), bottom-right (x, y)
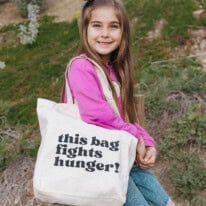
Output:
top-left (124, 165), bottom-right (170, 206)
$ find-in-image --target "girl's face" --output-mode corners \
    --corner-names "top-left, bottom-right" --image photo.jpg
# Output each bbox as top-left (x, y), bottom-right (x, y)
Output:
top-left (87, 6), bottom-right (122, 63)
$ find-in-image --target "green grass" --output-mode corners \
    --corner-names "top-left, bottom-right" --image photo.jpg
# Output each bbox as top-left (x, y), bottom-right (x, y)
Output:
top-left (170, 153), bottom-right (206, 199)
top-left (0, 16), bottom-right (79, 125)
top-left (138, 58), bottom-right (206, 118)
top-left (0, 0), bottom-right (206, 204)
top-left (0, 16), bottom-right (80, 169)
top-left (126, 0), bottom-right (206, 46)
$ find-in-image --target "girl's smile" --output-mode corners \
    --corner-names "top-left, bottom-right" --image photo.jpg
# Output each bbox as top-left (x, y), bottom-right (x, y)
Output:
top-left (87, 6), bottom-right (122, 63)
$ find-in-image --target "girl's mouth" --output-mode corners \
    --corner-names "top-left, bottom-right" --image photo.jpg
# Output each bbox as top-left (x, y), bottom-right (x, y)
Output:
top-left (97, 41), bottom-right (112, 46)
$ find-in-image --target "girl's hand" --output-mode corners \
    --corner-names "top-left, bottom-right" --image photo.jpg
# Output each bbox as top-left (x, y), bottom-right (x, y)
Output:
top-left (136, 138), bottom-right (157, 169)
top-left (143, 146), bottom-right (157, 168)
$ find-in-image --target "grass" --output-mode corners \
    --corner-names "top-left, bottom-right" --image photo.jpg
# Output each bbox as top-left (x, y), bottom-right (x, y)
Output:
top-left (0, 16), bottom-right (79, 125)
top-left (0, 0), bottom-right (206, 204)
top-left (138, 58), bottom-right (206, 118)
top-left (126, 0), bottom-right (206, 47)
top-left (0, 16), bottom-right (80, 170)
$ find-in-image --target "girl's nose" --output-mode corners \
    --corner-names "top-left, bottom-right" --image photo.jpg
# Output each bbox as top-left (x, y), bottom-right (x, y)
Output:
top-left (101, 27), bottom-right (109, 38)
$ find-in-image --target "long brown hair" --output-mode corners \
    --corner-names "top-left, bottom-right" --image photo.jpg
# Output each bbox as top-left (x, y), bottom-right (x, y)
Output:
top-left (79, 0), bottom-right (137, 123)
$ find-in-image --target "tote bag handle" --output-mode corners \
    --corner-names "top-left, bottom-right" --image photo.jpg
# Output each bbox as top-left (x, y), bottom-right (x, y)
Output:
top-left (64, 55), bottom-right (120, 116)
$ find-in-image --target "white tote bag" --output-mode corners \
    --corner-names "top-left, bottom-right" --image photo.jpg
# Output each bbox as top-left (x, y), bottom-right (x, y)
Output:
top-left (33, 56), bottom-right (137, 206)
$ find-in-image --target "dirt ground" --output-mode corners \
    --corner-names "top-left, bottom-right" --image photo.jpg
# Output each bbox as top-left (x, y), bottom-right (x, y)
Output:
top-left (0, 0), bottom-right (82, 27)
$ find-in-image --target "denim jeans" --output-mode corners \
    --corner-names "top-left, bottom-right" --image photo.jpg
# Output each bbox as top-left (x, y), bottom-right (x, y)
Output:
top-left (124, 165), bottom-right (170, 206)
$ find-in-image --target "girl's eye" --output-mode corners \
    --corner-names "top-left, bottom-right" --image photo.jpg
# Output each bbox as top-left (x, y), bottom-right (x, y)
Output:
top-left (92, 24), bottom-right (101, 28)
top-left (110, 24), bottom-right (120, 29)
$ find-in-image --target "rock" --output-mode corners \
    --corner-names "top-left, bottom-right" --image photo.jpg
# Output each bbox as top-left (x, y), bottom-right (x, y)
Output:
top-left (193, 9), bottom-right (205, 19)
top-left (146, 19), bottom-right (167, 40)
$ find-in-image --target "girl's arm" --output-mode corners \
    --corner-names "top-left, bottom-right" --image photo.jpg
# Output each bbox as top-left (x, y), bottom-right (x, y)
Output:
top-left (66, 58), bottom-right (156, 148)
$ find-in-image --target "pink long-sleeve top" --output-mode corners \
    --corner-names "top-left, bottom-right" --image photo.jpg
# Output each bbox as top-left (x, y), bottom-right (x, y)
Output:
top-left (64, 57), bottom-right (156, 147)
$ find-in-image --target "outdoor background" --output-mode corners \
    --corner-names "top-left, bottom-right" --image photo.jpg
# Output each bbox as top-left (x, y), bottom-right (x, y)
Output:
top-left (0, 0), bottom-right (205, 205)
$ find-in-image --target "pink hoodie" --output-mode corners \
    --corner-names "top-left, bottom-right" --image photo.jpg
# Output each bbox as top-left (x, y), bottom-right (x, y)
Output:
top-left (64, 57), bottom-right (156, 147)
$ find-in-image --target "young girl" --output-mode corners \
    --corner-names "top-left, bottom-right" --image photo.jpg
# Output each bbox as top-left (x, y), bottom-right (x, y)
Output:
top-left (63, 0), bottom-right (175, 205)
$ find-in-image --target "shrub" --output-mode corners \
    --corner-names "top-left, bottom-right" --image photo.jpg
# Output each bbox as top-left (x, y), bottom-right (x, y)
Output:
top-left (18, 3), bottom-right (39, 45)
top-left (170, 154), bottom-right (206, 199)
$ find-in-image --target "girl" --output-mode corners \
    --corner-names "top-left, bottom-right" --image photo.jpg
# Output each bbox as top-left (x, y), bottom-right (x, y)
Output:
top-left (63, 0), bottom-right (175, 205)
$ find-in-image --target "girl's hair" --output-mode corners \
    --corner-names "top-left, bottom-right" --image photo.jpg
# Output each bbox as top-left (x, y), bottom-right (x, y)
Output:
top-left (79, 0), bottom-right (137, 123)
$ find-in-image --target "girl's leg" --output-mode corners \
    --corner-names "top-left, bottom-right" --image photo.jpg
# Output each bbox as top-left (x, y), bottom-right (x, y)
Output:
top-left (124, 175), bottom-right (149, 206)
top-left (130, 165), bottom-right (173, 206)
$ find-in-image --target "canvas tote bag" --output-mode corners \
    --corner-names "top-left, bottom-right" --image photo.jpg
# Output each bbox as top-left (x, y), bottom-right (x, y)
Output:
top-left (33, 55), bottom-right (138, 206)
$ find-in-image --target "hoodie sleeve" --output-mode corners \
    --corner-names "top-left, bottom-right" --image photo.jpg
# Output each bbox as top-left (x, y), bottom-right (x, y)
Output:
top-left (65, 58), bottom-right (156, 147)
